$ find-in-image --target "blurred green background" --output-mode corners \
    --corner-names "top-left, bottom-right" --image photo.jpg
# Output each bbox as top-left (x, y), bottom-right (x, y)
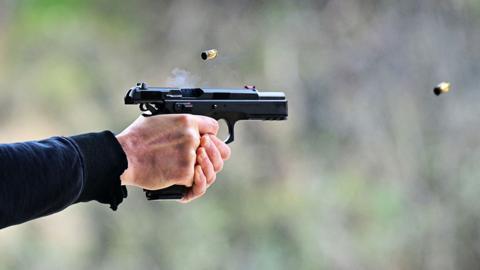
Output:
top-left (2, 0), bottom-right (480, 269)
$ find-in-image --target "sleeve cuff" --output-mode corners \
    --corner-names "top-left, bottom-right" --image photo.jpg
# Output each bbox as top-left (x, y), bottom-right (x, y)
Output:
top-left (69, 131), bottom-right (128, 210)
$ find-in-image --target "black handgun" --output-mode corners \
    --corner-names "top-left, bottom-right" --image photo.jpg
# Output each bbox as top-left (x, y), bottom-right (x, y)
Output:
top-left (124, 82), bottom-right (288, 200)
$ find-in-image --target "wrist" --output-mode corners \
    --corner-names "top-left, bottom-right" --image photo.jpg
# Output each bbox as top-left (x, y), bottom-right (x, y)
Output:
top-left (115, 133), bottom-right (133, 186)
top-left (70, 131), bottom-right (128, 210)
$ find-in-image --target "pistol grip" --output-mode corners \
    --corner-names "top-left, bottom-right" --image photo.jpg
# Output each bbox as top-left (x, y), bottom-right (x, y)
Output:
top-left (144, 185), bottom-right (189, 200)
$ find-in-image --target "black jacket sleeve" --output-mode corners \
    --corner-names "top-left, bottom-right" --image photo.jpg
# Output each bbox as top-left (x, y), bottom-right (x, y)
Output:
top-left (0, 131), bottom-right (128, 229)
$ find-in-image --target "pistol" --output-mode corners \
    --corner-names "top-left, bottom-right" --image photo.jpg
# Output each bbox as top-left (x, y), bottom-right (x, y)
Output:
top-left (124, 82), bottom-right (288, 200)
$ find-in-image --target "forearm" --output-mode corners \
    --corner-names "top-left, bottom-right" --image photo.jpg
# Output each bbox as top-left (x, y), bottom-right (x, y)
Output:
top-left (0, 131), bottom-right (127, 229)
top-left (0, 136), bottom-right (85, 228)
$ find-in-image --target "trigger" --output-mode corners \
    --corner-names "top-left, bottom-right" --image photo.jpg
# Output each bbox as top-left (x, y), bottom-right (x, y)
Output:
top-left (224, 121), bottom-right (235, 144)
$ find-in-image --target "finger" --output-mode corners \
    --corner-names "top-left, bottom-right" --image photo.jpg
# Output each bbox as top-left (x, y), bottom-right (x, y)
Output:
top-left (190, 165), bottom-right (208, 200)
top-left (202, 136), bottom-right (223, 172)
top-left (180, 165), bottom-right (207, 203)
top-left (193, 115), bottom-right (219, 135)
top-left (209, 135), bottom-right (231, 160)
top-left (197, 147), bottom-right (216, 185)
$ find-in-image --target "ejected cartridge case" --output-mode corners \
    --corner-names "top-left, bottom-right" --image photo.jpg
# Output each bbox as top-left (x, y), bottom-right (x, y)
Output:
top-left (433, 82), bottom-right (450, 96)
top-left (201, 49), bottom-right (218, 60)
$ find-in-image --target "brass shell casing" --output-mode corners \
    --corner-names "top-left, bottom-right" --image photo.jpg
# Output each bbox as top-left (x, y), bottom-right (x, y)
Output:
top-left (433, 82), bottom-right (450, 96)
top-left (201, 49), bottom-right (218, 60)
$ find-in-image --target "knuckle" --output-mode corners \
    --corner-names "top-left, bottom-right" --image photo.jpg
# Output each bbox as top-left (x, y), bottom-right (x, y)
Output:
top-left (212, 121), bottom-right (219, 133)
top-left (177, 114), bottom-right (193, 126)
top-left (182, 128), bottom-right (200, 146)
top-left (188, 149), bottom-right (197, 163)
top-left (201, 135), bottom-right (210, 148)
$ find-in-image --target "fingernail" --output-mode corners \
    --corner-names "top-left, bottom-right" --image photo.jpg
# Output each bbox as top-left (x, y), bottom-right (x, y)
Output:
top-left (198, 149), bottom-right (205, 160)
top-left (203, 136), bottom-right (210, 147)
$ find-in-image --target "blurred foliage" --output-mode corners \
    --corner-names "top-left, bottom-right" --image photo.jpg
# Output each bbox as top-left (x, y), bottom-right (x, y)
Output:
top-left (2, 0), bottom-right (480, 269)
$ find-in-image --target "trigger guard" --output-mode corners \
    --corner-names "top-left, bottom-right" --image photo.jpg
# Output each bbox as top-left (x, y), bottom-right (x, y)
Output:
top-left (212, 116), bottom-right (237, 144)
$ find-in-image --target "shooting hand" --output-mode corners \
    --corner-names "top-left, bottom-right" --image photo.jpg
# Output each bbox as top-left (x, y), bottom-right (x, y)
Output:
top-left (116, 114), bottom-right (230, 202)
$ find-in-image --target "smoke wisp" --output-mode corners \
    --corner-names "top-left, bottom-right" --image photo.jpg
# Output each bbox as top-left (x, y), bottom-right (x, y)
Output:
top-left (165, 68), bottom-right (199, 88)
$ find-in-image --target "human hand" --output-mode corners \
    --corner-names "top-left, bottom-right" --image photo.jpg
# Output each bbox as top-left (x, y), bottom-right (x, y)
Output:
top-left (116, 114), bottom-right (230, 202)
top-left (181, 134), bottom-right (231, 202)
